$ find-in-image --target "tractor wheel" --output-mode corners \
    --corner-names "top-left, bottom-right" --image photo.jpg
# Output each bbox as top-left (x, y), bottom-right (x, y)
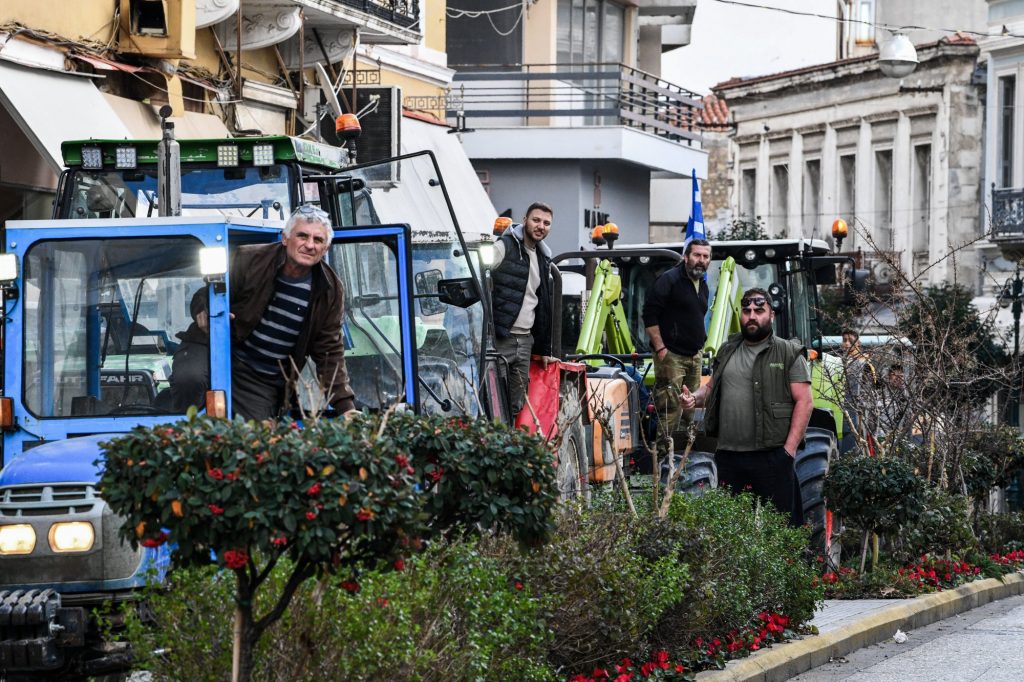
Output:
top-left (794, 427), bottom-right (838, 559)
top-left (660, 451), bottom-right (718, 497)
top-left (555, 380), bottom-right (590, 504)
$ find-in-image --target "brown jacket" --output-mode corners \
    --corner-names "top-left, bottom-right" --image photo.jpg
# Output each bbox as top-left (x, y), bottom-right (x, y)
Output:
top-left (188, 242), bottom-right (355, 412)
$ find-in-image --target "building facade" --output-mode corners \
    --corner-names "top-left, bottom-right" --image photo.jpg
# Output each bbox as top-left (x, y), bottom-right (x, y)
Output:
top-left (0, 0), bottom-right (494, 228)
top-left (445, 0), bottom-right (706, 254)
top-left (711, 36), bottom-right (984, 288)
top-left (982, 0), bottom-right (1024, 266)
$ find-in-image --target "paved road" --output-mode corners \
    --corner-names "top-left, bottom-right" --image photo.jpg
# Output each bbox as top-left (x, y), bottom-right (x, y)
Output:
top-left (790, 593), bottom-right (1024, 681)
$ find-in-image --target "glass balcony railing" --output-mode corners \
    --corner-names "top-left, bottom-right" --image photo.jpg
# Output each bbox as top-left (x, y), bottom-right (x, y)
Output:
top-left (448, 62), bottom-right (703, 145)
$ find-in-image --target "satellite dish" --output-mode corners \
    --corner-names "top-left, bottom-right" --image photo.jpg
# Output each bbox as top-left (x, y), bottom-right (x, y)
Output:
top-left (315, 63), bottom-right (343, 118)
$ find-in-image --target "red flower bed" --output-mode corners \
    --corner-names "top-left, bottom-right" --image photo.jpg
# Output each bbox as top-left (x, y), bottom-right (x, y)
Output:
top-left (564, 612), bottom-right (795, 681)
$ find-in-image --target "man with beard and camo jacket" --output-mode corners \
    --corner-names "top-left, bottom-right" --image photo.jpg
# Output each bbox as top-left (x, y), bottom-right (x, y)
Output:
top-left (685, 287), bottom-right (812, 524)
top-left (642, 238), bottom-right (711, 462)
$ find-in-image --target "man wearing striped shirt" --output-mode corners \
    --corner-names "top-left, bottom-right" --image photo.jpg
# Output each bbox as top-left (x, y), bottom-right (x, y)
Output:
top-left (170, 205), bottom-right (355, 420)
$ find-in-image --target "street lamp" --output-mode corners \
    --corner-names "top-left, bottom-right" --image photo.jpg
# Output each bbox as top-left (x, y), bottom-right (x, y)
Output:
top-left (879, 32), bottom-right (918, 79)
top-left (998, 267), bottom-right (1024, 427)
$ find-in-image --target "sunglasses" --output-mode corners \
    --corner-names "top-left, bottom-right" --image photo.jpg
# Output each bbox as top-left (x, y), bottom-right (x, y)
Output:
top-left (294, 204), bottom-right (329, 218)
top-left (740, 296), bottom-right (769, 309)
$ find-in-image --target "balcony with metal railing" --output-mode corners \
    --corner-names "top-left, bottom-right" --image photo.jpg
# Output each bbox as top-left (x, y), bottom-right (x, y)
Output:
top-left (991, 185), bottom-right (1024, 259)
top-left (299, 0), bottom-right (419, 43)
top-left (447, 62), bottom-right (707, 177)
top-left (450, 62), bottom-right (703, 142)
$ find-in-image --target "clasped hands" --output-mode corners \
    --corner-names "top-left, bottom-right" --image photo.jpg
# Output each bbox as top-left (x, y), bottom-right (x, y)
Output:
top-left (678, 385), bottom-right (696, 410)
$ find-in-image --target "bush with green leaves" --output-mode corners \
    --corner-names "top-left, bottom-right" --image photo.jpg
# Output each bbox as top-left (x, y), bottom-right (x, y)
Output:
top-left (894, 488), bottom-right (976, 563)
top-left (655, 488), bottom-right (821, 648)
top-left (960, 425), bottom-right (1024, 508)
top-left (120, 540), bottom-right (554, 681)
top-left (481, 508), bottom-right (690, 673)
top-left (825, 454), bottom-right (926, 567)
top-left (99, 410), bottom-right (558, 681)
top-left (380, 412), bottom-right (559, 545)
top-left (975, 511), bottom-right (1024, 554)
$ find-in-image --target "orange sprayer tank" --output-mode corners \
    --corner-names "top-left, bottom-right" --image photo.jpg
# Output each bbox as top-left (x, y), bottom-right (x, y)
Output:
top-left (585, 366), bottom-right (641, 482)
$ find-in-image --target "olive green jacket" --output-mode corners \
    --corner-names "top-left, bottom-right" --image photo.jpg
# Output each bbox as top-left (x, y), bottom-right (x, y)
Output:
top-left (703, 334), bottom-right (806, 450)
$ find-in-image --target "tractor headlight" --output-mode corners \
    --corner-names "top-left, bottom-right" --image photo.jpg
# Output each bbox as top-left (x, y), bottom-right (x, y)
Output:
top-left (199, 247), bottom-right (228, 278)
top-left (48, 521), bottom-right (95, 552)
top-left (115, 146), bottom-right (137, 169)
top-left (217, 145), bottom-right (239, 167)
top-left (252, 144), bottom-right (275, 166)
top-left (81, 146), bottom-right (103, 169)
top-left (478, 243), bottom-right (495, 267)
top-left (0, 524), bottom-right (36, 555)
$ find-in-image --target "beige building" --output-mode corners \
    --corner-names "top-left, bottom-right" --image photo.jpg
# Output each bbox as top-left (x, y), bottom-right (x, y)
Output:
top-left (0, 0), bottom-right (491, 224)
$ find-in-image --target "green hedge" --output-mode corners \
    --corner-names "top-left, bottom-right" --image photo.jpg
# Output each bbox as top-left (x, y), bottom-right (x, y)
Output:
top-left (117, 489), bottom-right (821, 680)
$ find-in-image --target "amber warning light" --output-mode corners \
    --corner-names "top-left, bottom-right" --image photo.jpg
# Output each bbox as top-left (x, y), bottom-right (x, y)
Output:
top-left (335, 113), bottom-right (361, 141)
top-left (493, 216), bottom-right (512, 235)
top-left (832, 219), bottom-right (848, 250)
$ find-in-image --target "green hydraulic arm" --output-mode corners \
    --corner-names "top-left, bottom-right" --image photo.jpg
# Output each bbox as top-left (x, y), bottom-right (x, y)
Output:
top-left (575, 258), bottom-right (637, 356)
top-left (703, 256), bottom-right (742, 355)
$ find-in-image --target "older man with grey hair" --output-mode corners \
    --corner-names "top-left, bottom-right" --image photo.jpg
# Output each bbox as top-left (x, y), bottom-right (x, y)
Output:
top-left (169, 204), bottom-right (355, 420)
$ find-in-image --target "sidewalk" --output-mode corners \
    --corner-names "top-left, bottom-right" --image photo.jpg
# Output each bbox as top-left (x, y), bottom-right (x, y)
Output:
top-left (695, 572), bottom-right (1024, 682)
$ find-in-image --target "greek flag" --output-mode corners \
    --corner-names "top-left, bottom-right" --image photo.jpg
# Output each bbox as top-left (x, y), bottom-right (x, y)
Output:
top-left (684, 169), bottom-right (705, 244)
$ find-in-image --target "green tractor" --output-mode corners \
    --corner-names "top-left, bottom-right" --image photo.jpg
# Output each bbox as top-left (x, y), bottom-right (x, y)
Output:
top-left (555, 237), bottom-right (851, 553)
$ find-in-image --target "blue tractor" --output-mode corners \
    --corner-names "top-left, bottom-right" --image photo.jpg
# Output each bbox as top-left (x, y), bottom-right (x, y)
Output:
top-left (0, 128), bottom-right (493, 677)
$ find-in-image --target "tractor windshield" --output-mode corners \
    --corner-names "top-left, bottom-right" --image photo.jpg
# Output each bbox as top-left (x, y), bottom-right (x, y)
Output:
top-left (22, 237), bottom-right (207, 417)
top-left (330, 152), bottom-right (486, 417)
top-left (62, 166), bottom-right (292, 220)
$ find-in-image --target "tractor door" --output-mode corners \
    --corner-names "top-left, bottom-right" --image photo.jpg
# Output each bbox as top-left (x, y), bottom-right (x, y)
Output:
top-left (318, 152), bottom-right (490, 418)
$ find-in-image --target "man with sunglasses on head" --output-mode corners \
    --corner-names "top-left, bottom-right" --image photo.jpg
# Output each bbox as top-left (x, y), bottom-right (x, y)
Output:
top-left (643, 238), bottom-right (712, 461)
top-left (169, 204), bottom-right (356, 421)
top-left (685, 287), bottom-right (812, 523)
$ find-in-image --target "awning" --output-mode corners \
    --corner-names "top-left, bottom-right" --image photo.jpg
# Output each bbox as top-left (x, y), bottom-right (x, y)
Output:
top-left (102, 93), bottom-right (231, 139)
top-left (0, 58), bottom-right (132, 173)
top-left (400, 115), bottom-right (497, 239)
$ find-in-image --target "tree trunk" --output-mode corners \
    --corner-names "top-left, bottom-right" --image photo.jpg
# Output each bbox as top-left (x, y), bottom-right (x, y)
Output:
top-left (859, 529), bottom-right (870, 574)
top-left (232, 601), bottom-right (256, 681)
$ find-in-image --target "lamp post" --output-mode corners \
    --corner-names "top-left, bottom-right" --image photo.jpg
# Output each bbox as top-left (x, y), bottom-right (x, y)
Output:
top-left (999, 267), bottom-right (1024, 428)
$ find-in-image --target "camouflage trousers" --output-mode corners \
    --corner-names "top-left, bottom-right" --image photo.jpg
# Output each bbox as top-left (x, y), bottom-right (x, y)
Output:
top-left (653, 350), bottom-right (702, 458)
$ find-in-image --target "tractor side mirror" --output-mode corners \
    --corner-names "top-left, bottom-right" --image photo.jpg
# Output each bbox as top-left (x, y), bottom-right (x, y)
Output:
top-left (437, 277), bottom-right (480, 309)
top-left (415, 269), bottom-right (446, 316)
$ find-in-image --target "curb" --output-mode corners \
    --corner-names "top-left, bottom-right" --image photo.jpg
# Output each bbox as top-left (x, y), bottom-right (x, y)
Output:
top-left (695, 572), bottom-right (1024, 682)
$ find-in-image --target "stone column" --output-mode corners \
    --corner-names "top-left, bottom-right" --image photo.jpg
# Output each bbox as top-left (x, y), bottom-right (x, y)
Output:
top-left (892, 113), bottom-right (912, 275)
top-left (756, 135), bottom-right (770, 225)
top-left (856, 119), bottom-right (872, 246)
top-left (930, 88), bottom-right (951, 284)
top-left (821, 124), bottom-right (838, 246)
top-left (788, 131), bottom-right (803, 239)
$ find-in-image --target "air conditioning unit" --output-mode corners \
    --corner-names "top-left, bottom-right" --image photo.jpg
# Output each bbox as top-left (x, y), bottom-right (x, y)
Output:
top-left (316, 86), bottom-right (401, 173)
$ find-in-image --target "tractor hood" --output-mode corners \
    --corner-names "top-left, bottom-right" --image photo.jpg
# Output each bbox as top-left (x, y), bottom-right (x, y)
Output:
top-left (0, 434), bottom-right (113, 486)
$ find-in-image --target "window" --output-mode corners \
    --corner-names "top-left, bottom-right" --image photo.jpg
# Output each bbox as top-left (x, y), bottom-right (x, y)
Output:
top-left (855, 0), bottom-right (875, 45)
top-left (771, 164), bottom-right (789, 236)
top-left (1000, 75), bottom-right (1016, 188)
top-left (557, 0), bottom-right (626, 65)
top-left (803, 159), bottom-right (821, 239)
top-left (912, 144), bottom-right (932, 261)
top-left (874, 149), bottom-right (894, 248)
top-left (23, 237), bottom-right (207, 418)
top-left (740, 168), bottom-right (757, 220)
top-left (839, 154), bottom-right (856, 248)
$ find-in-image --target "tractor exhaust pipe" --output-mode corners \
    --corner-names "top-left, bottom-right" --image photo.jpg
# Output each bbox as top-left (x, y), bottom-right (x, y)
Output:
top-left (157, 105), bottom-right (181, 217)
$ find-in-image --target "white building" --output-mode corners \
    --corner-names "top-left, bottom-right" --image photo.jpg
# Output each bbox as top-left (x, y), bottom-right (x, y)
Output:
top-left (711, 35), bottom-right (984, 288)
